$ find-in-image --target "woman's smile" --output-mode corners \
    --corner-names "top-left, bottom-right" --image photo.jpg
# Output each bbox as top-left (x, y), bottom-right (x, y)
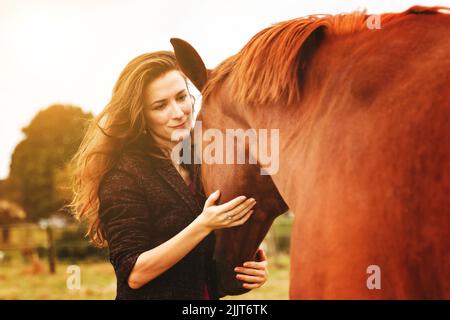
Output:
top-left (170, 121), bottom-right (187, 129)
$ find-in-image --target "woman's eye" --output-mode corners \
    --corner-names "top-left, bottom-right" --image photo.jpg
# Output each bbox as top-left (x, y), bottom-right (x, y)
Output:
top-left (177, 94), bottom-right (187, 102)
top-left (153, 104), bottom-right (165, 110)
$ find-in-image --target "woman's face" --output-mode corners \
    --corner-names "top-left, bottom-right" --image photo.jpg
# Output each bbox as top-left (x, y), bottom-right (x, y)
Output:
top-left (143, 70), bottom-right (193, 147)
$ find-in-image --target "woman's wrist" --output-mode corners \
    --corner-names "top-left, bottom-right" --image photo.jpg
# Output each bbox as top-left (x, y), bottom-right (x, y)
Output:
top-left (193, 215), bottom-right (212, 235)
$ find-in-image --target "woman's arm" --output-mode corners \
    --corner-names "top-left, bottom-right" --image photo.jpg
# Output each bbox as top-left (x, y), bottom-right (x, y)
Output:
top-left (127, 215), bottom-right (210, 289)
top-left (128, 189), bottom-right (256, 289)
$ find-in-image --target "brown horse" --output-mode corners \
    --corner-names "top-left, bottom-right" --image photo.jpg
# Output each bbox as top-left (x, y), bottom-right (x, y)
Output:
top-left (171, 5), bottom-right (450, 299)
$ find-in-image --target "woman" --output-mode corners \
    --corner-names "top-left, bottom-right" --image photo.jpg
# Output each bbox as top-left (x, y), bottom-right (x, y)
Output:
top-left (70, 51), bottom-right (268, 299)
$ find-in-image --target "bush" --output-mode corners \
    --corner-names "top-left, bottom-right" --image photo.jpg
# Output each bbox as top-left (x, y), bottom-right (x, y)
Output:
top-left (53, 225), bottom-right (108, 262)
top-left (271, 213), bottom-right (293, 253)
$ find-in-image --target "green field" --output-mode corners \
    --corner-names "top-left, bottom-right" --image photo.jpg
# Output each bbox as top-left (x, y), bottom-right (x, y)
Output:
top-left (0, 254), bottom-right (290, 300)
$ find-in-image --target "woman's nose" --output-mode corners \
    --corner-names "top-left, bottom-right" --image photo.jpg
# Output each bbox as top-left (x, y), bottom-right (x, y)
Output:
top-left (170, 101), bottom-right (185, 118)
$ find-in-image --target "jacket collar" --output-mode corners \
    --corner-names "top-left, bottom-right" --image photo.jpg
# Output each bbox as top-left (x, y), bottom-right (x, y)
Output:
top-left (124, 136), bottom-right (204, 217)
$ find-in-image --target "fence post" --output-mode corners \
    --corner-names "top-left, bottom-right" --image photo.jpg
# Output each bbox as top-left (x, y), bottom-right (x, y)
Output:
top-left (46, 225), bottom-right (56, 274)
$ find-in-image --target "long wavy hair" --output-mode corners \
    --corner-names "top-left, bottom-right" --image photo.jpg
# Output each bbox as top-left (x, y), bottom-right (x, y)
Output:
top-left (70, 51), bottom-right (197, 247)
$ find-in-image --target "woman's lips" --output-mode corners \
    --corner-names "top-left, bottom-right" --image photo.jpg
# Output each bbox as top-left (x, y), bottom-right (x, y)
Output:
top-left (171, 121), bottom-right (186, 129)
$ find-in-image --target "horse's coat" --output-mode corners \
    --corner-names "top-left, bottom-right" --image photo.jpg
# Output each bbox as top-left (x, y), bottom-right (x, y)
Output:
top-left (172, 6), bottom-right (450, 299)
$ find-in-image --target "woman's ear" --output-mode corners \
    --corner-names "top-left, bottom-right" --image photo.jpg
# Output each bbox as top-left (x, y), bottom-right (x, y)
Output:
top-left (170, 38), bottom-right (210, 92)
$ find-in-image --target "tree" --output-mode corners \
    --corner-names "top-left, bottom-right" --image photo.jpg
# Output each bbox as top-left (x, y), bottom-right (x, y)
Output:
top-left (53, 160), bottom-right (76, 209)
top-left (9, 104), bottom-right (92, 221)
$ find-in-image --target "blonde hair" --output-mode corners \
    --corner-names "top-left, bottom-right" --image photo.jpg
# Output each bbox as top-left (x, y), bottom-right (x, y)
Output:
top-left (70, 51), bottom-right (188, 247)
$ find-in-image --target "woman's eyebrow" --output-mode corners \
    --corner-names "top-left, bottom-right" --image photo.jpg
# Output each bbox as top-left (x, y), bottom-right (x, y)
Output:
top-left (150, 89), bottom-right (187, 105)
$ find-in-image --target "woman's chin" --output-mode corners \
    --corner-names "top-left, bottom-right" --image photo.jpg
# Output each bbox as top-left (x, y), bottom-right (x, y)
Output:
top-left (170, 127), bottom-right (191, 142)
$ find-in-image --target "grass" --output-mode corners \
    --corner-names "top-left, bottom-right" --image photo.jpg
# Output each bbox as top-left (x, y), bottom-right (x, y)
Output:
top-left (1, 213), bottom-right (292, 299)
top-left (0, 260), bottom-right (116, 300)
top-left (0, 253), bottom-right (289, 300)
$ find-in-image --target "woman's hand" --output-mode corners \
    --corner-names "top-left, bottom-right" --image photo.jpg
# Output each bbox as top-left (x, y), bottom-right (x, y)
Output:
top-left (196, 190), bottom-right (256, 232)
top-left (234, 248), bottom-right (269, 290)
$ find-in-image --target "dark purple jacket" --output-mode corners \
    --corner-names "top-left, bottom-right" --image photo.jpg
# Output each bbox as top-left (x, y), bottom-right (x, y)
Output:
top-left (98, 141), bottom-right (220, 300)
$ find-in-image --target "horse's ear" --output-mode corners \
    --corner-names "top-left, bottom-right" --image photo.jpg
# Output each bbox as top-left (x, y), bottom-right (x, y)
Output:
top-left (297, 27), bottom-right (325, 92)
top-left (170, 38), bottom-right (209, 92)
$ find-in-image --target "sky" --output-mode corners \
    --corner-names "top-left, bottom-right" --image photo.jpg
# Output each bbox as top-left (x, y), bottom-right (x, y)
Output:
top-left (0, 0), bottom-right (447, 179)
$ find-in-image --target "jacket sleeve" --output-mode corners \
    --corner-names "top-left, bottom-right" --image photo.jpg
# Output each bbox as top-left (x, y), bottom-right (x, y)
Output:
top-left (98, 169), bottom-right (151, 288)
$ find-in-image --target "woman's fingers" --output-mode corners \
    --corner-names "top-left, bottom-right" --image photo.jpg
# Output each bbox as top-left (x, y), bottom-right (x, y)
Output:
top-left (229, 208), bottom-right (254, 226)
top-left (204, 190), bottom-right (221, 208)
top-left (242, 283), bottom-right (262, 289)
top-left (235, 274), bottom-right (265, 283)
top-left (242, 261), bottom-right (267, 270)
top-left (235, 255), bottom-right (269, 290)
top-left (203, 192), bottom-right (257, 229)
top-left (225, 198), bottom-right (256, 218)
top-left (234, 267), bottom-right (266, 277)
top-left (215, 195), bottom-right (248, 212)
top-left (227, 203), bottom-right (254, 223)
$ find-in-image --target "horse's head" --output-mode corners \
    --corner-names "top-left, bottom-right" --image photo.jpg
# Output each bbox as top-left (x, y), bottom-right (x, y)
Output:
top-left (171, 38), bottom-right (288, 296)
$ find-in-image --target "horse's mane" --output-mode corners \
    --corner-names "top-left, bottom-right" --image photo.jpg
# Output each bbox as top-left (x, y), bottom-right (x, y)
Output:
top-left (202, 6), bottom-right (449, 107)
